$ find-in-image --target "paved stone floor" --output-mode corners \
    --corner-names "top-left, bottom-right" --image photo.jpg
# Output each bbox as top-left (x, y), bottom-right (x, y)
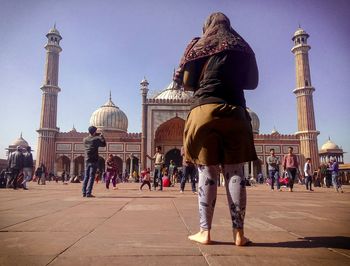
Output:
top-left (0, 182), bottom-right (349, 266)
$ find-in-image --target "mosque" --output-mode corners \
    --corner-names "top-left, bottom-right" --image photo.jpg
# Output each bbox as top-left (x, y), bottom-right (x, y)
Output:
top-left (5, 26), bottom-right (346, 178)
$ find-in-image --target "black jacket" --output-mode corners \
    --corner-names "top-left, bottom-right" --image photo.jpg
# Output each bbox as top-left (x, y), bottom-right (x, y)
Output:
top-left (84, 135), bottom-right (106, 163)
top-left (184, 50), bottom-right (258, 110)
top-left (8, 151), bottom-right (24, 170)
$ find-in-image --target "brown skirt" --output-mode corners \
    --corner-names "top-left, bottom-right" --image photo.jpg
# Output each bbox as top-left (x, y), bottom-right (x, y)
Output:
top-left (183, 103), bottom-right (257, 165)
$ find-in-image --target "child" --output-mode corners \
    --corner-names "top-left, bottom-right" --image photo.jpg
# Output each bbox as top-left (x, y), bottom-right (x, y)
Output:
top-left (140, 168), bottom-right (151, 191)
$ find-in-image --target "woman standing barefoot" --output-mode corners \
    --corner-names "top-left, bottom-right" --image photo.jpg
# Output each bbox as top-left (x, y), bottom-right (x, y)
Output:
top-left (174, 12), bottom-right (258, 246)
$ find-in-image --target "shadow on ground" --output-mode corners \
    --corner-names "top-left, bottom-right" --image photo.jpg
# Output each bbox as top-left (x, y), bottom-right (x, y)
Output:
top-left (253, 236), bottom-right (350, 249)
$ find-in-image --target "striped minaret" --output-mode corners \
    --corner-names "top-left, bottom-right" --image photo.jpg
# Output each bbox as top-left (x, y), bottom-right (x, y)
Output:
top-left (36, 25), bottom-right (62, 173)
top-left (291, 27), bottom-right (320, 171)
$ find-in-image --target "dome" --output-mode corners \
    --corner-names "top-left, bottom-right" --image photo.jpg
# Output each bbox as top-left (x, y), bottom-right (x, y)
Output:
top-left (89, 95), bottom-right (128, 132)
top-left (246, 107), bottom-right (260, 134)
top-left (154, 81), bottom-right (192, 100)
top-left (48, 24), bottom-right (61, 36)
top-left (321, 138), bottom-right (340, 150)
top-left (11, 133), bottom-right (29, 148)
top-left (293, 27), bottom-right (309, 39)
top-left (271, 127), bottom-right (280, 135)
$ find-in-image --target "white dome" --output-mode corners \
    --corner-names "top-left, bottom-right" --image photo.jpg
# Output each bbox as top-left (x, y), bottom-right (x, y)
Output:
top-left (246, 107), bottom-right (260, 134)
top-left (321, 138), bottom-right (340, 150)
top-left (89, 97), bottom-right (128, 132)
top-left (11, 133), bottom-right (29, 148)
top-left (154, 81), bottom-right (192, 100)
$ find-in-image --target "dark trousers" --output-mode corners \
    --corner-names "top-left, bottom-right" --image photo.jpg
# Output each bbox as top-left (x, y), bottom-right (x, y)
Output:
top-left (153, 165), bottom-right (163, 190)
top-left (269, 169), bottom-right (280, 190)
top-left (105, 171), bottom-right (116, 189)
top-left (287, 168), bottom-right (297, 189)
top-left (82, 162), bottom-right (98, 196)
top-left (305, 175), bottom-right (312, 190)
top-left (140, 180), bottom-right (151, 190)
top-left (180, 164), bottom-right (197, 192)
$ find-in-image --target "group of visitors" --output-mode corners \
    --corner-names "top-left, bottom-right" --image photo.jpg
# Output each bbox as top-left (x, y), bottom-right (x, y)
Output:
top-left (266, 146), bottom-right (343, 193)
top-left (267, 146), bottom-right (300, 192)
top-left (145, 146), bottom-right (198, 193)
top-left (3, 145), bottom-right (42, 190)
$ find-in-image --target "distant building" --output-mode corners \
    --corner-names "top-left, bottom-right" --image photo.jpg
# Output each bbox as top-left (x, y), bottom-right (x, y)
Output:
top-left (319, 137), bottom-right (345, 163)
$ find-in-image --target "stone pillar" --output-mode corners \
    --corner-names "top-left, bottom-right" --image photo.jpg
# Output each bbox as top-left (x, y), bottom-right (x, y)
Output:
top-left (54, 161), bottom-right (57, 175)
top-left (250, 161), bottom-right (254, 178)
top-left (244, 162), bottom-right (249, 179)
top-left (129, 154), bottom-right (134, 182)
top-left (70, 158), bottom-right (75, 177)
top-left (122, 161), bottom-right (126, 173)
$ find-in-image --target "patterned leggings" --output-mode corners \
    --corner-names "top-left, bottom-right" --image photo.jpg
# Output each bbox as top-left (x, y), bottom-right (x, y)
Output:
top-left (197, 164), bottom-right (246, 230)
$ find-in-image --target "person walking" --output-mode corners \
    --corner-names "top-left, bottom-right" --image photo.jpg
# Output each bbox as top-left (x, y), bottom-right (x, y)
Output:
top-left (174, 12), bottom-right (258, 246)
top-left (22, 146), bottom-right (33, 190)
top-left (106, 154), bottom-right (118, 190)
top-left (267, 148), bottom-right (280, 191)
top-left (61, 170), bottom-right (66, 183)
top-left (283, 147), bottom-right (299, 192)
top-left (180, 147), bottom-right (197, 194)
top-left (147, 146), bottom-right (164, 191)
top-left (329, 158), bottom-right (343, 193)
top-left (35, 164), bottom-right (42, 184)
top-left (82, 126), bottom-right (106, 197)
top-left (304, 158), bottom-right (313, 191)
top-left (8, 146), bottom-right (24, 189)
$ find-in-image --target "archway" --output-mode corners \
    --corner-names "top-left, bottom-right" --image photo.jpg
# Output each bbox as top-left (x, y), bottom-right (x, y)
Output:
top-left (165, 148), bottom-right (182, 168)
top-left (126, 156), bottom-right (139, 175)
top-left (154, 116), bottom-right (185, 147)
top-left (112, 155), bottom-right (123, 175)
top-left (74, 156), bottom-right (85, 177)
top-left (56, 155), bottom-right (70, 175)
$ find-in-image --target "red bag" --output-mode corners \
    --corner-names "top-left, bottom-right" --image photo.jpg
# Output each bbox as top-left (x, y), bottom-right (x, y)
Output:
top-left (279, 171), bottom-right (290, 185)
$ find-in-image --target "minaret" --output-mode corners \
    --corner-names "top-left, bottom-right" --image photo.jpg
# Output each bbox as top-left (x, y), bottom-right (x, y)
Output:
top-left (291, 27), bottom-right (319, 170)
top-left (36, 25), bottom-right (62, 173)
top-left (140, 77), bottom-right (149, 170)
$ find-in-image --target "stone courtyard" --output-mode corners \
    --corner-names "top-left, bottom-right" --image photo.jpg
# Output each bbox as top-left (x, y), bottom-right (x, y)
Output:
top-left (0, 182), bottom-right (349, 266)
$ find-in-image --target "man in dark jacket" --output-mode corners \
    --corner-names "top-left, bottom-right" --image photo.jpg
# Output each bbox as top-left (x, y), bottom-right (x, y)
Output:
top-left (82, 126), bottom-right (106, 197)
top-left (22, 146), bottom-right (33, 190)
top-left (8, 146), bottom-right (24, 189)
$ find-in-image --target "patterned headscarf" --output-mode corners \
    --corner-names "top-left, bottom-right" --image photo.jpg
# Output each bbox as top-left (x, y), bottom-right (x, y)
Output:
top-left (174, 12), bottom-right (254, 85)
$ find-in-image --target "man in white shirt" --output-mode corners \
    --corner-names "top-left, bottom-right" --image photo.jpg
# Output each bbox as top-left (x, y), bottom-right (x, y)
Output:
top-left (304, 158), bottom-right (313, 191)
top-left (147, 146), bottom-right (164, 191)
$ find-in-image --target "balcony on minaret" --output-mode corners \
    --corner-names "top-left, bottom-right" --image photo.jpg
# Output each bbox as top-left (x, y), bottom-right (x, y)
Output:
top-left (45, 25), bottom-right (62, 51)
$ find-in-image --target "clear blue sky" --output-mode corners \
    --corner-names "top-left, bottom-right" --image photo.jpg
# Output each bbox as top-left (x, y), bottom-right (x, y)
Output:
top-left (0, 0), bottom-right (349, 161)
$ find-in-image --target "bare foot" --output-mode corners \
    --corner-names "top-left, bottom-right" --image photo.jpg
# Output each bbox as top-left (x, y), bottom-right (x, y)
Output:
top-left (234, 229), bottom-right (252, 246)
top-left (188, 230), bottom-right (211, 244)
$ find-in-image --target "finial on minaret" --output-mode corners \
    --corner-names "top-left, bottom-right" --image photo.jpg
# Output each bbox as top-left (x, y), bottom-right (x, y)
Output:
top-left (109, 90), bottom-right (112, 101)
top-left (54, 22), bottom-right (56, 29)
top-left (328, 136), bottom-right (331, 141)
top-left (20, 132), bottom-right (23, 138)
